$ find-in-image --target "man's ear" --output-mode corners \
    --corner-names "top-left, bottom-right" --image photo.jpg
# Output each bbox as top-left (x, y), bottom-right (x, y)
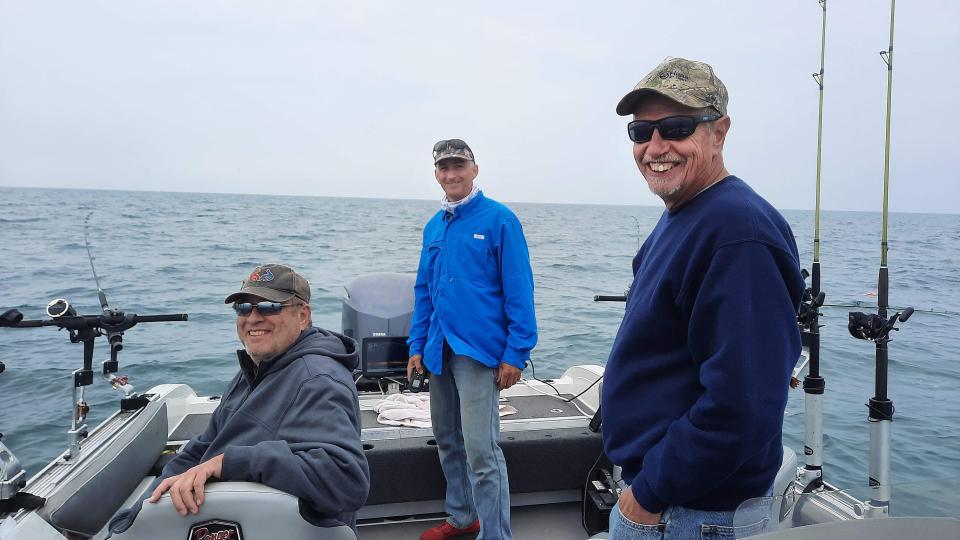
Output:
top-left (300, 304), bottom-right (312, 330)
top-left (713, 116), bottom-right (731, 149)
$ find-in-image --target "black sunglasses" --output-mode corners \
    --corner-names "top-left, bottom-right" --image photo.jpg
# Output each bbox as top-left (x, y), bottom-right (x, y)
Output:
top-left (233, 301), bottom-right (303, 316)
top-left (627, 115), bottom-right (720, 143)
top-left (433, 138), bottom-right (469, 153)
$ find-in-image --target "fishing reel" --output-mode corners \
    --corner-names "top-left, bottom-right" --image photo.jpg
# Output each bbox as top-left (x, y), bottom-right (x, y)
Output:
top-left (848, 307), bottom-right (914, 343)
top-left (798, 290), bottom-right (826, 328)
top-left (797, 268), bottom-right (826, 328)
top-left (47, 298), bottom-right (77, 318)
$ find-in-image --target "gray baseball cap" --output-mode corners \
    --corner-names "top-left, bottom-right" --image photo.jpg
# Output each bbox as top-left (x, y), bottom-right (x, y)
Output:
top-left (433, 139), bottom-right (476, 164)
top-left (616, 57), bottom-right (729, 116)
top-left (224, 263), bottom-right (311, 304)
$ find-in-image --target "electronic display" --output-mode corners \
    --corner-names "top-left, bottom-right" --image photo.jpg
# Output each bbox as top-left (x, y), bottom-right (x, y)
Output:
top-left (361, 336), bottom-right (410, 378)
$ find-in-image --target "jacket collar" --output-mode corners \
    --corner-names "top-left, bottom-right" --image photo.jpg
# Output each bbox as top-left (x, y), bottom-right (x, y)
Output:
top-left (443, 190), bottom-right (485, 221)
top-left (236, 328), bottom-right (310, 387)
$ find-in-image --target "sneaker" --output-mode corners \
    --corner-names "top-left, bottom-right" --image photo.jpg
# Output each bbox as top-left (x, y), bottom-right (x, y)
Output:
top-left (419, 519), bottom-right (481, 540)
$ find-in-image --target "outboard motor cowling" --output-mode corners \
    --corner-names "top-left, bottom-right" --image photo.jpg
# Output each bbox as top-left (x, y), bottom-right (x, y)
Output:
top-left (341, 273), bottom-right (415, 380)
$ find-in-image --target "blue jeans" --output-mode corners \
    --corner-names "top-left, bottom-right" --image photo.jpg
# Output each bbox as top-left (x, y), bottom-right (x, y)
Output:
top-left (430, 350), bottom-right (511, 539)
top-left (608, 495), bottom-right (774, 540)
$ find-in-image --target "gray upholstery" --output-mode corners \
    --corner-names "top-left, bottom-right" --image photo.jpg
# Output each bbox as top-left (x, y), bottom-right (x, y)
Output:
top-left (754, 517), bottom-right (960, 539)
top-left (38, 400), bottom-right (168, 537)
top-left (111, 482), bottom-right (357, 540)
top-left (771, 446), bottom-right (798, 520)
top-left (774, 446), bottom-right (798, 496)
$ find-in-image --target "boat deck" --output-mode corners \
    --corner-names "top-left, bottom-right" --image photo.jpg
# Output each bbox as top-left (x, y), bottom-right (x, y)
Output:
top-left (358, 502), bottom-right (592, 539)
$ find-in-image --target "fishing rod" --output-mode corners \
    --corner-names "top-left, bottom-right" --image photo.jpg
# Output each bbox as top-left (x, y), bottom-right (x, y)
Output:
top-left (846, 0), bottom-right (913, 516)
top-left (592, 218), bottom-right (641, 302)
top-left (795, 0), bottom-right (829, 493)
top-left (822, 302), bottom-right (958, 317)
top-left (83, 212), bottom-right (111, 314)
top-left (0, 216), bottom-right (188, 462)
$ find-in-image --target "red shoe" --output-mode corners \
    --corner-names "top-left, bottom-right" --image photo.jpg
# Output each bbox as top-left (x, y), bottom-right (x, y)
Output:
top-left (419, 519), bottom-right (481, 540)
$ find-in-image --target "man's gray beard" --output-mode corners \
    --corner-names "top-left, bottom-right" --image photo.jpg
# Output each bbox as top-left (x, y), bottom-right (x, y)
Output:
top-left (647, 179), bottom-right (683, 200)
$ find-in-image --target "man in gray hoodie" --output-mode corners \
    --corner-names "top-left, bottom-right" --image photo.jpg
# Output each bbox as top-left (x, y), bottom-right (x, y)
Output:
top-left (114, 263), bottom-right (369, 531)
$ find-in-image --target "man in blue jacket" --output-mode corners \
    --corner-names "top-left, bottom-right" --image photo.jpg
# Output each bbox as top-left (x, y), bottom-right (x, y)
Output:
top-left (110, 263), bottom-right (370, 533)
top-left (601, 57), bottom-right (805, 539)
top-left (407, 139), bottom-right (537, 540)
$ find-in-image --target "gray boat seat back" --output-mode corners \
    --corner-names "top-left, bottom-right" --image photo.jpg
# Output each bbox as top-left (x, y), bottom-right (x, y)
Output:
top-left (37, 400), bottom-right (168, 537)
top-left (753, 516), bottom-right (960, 539)
top-left (772, 446), bottom-right (797, 513)
top-left (111, 482), bottom-right (357, 540)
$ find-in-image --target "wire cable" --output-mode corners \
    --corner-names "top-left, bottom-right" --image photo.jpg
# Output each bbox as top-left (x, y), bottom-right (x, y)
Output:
top-left (526, 357), bottom-right (562, 396)
top-left (524, 381), bottom-right (592, 418)
top-left (565, 374), bottom-right (604, 403)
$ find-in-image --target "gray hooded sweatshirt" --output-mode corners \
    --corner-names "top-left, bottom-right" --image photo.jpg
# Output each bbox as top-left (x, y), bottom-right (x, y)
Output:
top-left (109, 327), bottom-right (369, 534)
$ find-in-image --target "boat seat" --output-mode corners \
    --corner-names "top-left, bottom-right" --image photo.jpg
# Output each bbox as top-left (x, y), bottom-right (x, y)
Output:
top-left (36, 399), bottom-right (169, 537)
top-left (110, 482), bottom-right (357, 540)
top-left (774, 446), bottom-right (798, 496)
top-left (771, 446), bottom-right (798, 521)
top-left (754, 517), bottom-right (960, 539)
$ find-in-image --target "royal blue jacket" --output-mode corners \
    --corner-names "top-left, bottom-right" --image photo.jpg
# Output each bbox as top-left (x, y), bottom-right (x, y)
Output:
top-left (601, 176), bottom-right (804, 513)
top-left (408, 191), bottom-right (537, 374)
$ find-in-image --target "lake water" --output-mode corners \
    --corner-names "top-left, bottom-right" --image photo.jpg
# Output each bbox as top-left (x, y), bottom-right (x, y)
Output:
top-left (1, 186), bottom-right (958, 495)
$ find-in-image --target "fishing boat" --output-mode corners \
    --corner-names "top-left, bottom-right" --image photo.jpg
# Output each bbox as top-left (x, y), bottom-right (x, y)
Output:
top-left (1, 261), bottom-right (956, 540)
top-left (0, 272), bottom-right (956, 540)
top-left (0, 268), bottom-right (855, 540)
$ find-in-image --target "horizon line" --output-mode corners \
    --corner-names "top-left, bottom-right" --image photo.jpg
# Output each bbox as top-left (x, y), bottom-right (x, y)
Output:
top-left (2, 184), bottom-right (957, 217)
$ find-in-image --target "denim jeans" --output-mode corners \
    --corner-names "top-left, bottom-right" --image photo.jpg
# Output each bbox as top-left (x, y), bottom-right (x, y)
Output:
top-left (608, 494), bottom-right (774, 540)
top-left (430, 351), bottom-right (511, 539)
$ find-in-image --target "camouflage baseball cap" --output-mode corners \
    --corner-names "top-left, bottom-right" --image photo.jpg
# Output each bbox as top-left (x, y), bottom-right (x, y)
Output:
top-left (433, 139), bottom-right (475, 164)
top-left (616, 57), bottom-right (728, 116)
top-left (224, 263), bottom-right (311, 304)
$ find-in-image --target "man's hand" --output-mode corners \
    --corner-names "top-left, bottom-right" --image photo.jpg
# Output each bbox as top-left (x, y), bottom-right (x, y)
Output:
top-left (618, 485), bottom-right (661, 525)
top-left (407, 354), bottom-right (424, 382)
top-left (148, 454), bottom-right (224, 516)
top-left (496, 363), bottom-right (522, 390)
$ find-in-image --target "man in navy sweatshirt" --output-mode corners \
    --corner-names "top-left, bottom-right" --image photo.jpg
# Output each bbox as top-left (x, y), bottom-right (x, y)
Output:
top-left (109, 263), bottom-right (369, 534)
top-left (601, 57), bottom-right (805, 539)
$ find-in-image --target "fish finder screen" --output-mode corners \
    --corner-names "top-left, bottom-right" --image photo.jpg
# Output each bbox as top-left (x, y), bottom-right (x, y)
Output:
top-left (362, 337), bottom-right (410, 378)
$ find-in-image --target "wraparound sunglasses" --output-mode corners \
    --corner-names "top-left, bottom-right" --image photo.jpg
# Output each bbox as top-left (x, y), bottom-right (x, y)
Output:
top-left (233, 302), bottom-right (303, 316)
top-left (627, 115), bottom-right (720, 143)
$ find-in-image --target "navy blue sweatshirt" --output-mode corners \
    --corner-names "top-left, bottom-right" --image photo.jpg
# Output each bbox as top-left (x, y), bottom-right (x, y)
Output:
top-left (601, 176), bottom-right (804, 513)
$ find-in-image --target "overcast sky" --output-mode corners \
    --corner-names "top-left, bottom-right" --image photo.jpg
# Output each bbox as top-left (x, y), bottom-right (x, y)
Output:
top-left (1, 1), bottom-right (957, 213)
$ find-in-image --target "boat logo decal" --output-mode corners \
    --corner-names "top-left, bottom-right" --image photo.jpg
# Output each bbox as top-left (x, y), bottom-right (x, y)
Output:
top-left (248, 269), bottom-right (274, 283)
top-left (188, 519), bottom-right (244, 540)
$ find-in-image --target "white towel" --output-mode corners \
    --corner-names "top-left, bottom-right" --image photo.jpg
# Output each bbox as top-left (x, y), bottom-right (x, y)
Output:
top-left (372, 394), bottom-right (518, 428)
top-left (372, 393), bottom-right (430, 413)
top-left (377, 407), bottom-right (433, 428)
